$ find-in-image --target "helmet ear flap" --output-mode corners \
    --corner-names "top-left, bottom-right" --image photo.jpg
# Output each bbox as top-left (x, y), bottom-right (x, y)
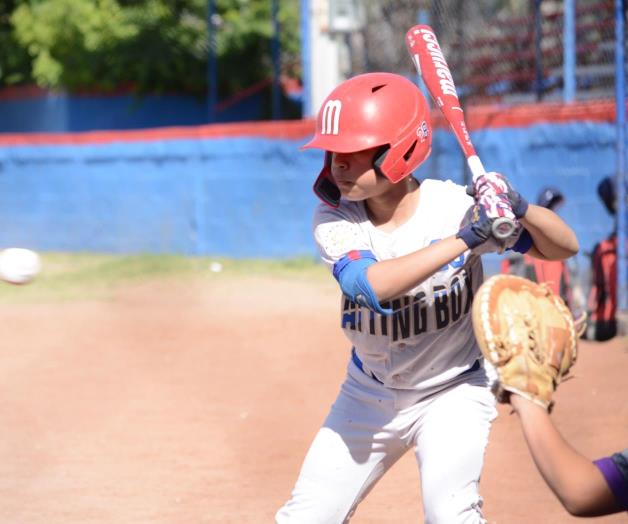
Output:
top-left (375, 137), bottom-right (424, 183)
top-left (313, 152), bottom-right (341, 208)
top-left (373, 145), bottom-right (391, 179)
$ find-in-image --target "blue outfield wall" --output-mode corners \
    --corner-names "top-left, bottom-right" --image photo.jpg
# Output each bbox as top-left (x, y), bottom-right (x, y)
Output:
top-left (0, 119), bottom-right (619, 266)
top-left (0, 137), bottom-right (322, 257)
top-left (0, 91), bottom-right (264, 133)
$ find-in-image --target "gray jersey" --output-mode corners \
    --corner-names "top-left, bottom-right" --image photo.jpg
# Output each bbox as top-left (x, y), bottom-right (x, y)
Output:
top-left (313, 178), bottom-right (484, 391)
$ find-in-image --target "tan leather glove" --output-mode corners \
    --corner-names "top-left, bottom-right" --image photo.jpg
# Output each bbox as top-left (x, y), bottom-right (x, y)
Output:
top-left (473, 274), bottom-right (582, 411)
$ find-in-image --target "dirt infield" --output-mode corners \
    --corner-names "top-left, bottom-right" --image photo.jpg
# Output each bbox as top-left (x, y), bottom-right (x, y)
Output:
top-left (0, 272), bottom-right (626, 523)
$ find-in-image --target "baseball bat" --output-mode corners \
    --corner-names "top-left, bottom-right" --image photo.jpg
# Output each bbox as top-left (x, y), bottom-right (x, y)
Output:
top-left (405, 25), bottom-right (516, 240)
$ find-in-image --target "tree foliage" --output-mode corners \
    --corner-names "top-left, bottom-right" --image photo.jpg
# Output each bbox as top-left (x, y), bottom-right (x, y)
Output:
top-left (2, 0), bottom-right (300, 98)
top-left (0, 1), bottom-right (33, 86)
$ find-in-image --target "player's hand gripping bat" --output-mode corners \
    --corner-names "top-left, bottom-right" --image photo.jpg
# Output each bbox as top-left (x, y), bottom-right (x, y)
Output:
top-left (405, 25), bottom-right (517, 240)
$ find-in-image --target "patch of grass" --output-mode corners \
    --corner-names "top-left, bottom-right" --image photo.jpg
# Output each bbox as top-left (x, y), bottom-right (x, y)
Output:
top-left (0, 253), bottom-right (329, 303)
top-left (221, 256), bottom-right (328, 278)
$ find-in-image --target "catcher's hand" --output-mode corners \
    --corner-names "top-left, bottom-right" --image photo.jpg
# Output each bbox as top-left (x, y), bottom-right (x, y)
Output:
top-left (472, 274), bottom-right (580, 411)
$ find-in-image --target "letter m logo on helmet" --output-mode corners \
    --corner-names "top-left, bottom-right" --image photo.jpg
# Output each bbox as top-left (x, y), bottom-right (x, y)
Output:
top-left (321, 99), bottom-right (342, 135)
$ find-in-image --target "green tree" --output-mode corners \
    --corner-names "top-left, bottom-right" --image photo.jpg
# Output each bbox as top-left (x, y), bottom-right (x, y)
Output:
top-left (214, 0), bottom-right (300, 98)
top-left (0, 0), bottom-right (33, 86)
top-left (10, 0), bottom-right (208, 94)
top-left (5, 0), bottom-right (300, 100)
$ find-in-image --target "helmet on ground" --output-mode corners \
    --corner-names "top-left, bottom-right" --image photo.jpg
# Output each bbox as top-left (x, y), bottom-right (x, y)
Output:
top-left (536, 186), bottom-right (564, 210)
top-left (302, 72), bottom-right (432, 207)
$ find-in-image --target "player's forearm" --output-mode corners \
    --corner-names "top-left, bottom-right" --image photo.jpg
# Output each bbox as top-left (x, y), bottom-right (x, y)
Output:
top-left (510, 395), bottom-right (616, 516)
top-left (521, 205), bottom-right (579, 260)
top-left (367, 236), bottom-right (468, 300)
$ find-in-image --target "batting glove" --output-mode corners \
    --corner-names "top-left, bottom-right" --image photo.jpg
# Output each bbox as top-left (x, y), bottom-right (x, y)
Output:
top-left (456, 204), bottom-right (496, 249)
top-left (504, 184), bottom-right (529, 219)
top-left (477, 191), bottom-right (517, 222)
top-left (471, 172), bottom-right (529, 219)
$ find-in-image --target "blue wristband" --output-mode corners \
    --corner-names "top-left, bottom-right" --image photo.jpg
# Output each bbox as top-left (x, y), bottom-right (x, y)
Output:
top-left (509, 228), bottom-right (532, 253)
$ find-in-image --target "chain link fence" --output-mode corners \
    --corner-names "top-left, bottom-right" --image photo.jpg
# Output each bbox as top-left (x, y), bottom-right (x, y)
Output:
top-left (340, 0), bottom-right (621, 105)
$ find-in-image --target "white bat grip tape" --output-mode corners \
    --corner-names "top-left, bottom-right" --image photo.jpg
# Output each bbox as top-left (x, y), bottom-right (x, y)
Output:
top-left (467, 155), bottom-right (486, 180)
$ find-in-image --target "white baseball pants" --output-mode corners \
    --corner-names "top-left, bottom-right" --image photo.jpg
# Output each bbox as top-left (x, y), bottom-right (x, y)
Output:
top-left (276, 360), bottom-right (497, 523)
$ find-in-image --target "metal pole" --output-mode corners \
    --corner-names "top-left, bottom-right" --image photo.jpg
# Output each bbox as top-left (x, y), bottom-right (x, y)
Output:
top-left (534, 0), bottom-right (544, 101)
top-left (271, 0), bottom-right (281, 120)
top-left (299, 0), bottom-right (312, 117)
top-left (615, 0), bottom-right (628, 324)
top-left (207, 0), bottom-right (218, 122)
top-left (563, 0), bottom-right (575, 102)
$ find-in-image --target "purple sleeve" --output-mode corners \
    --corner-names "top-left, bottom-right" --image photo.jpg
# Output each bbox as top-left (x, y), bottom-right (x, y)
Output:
top-left (594, 455), bottom-right (628, 510)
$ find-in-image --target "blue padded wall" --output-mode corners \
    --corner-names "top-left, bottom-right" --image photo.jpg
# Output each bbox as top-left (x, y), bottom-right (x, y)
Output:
top-left (0, 120), bottom-right (619, 264)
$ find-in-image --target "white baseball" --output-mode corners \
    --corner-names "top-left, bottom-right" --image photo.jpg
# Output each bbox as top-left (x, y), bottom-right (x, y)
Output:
top-left (209, 261), bottom-right (223, 273)
top-left (0, 248), bottom-right (42, 285)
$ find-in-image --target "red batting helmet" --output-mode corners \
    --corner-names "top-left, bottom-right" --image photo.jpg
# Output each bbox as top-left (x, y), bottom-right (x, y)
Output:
top-left (302, 72), bottom-right (432, 207)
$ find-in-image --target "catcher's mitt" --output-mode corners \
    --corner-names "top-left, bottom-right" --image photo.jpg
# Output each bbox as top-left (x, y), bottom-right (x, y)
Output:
top-left (472, 274), bottom-right (581, 410)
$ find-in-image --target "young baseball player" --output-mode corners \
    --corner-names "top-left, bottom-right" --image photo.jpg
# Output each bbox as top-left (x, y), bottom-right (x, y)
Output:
top-left (587, 176), bottom-right (620, 341)
top-left (510, 393), bottom-right (627, 516)
top-left (276, 72), bottom-right (579, 523)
